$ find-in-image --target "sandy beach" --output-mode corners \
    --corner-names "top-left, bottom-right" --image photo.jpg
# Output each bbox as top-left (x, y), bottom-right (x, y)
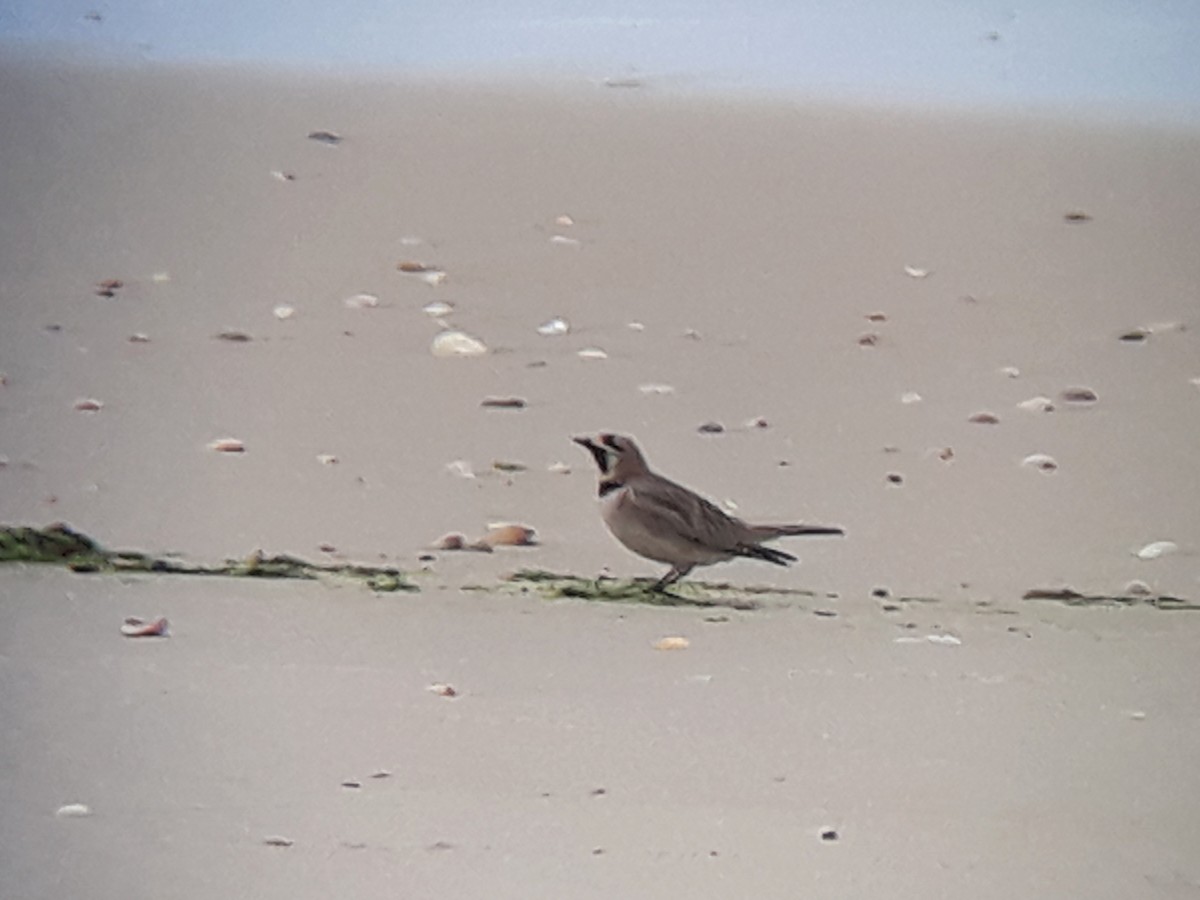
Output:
top-left (2, 57), bottom-right (1199, 898)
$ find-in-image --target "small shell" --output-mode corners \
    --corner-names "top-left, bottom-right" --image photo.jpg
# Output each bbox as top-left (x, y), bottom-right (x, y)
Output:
top-left (480, 523), bottom-right (537, 547)
top-left (549, 235), bottom-right (581, 248)
top-left (270, 169), bottom-right (296, 182)
top-left (1021, 453), bottom-right (1058, 473)
top-left (316, 454), bottom-right (339, 465)
top-left (428, 683), bottom-right (458, 697)
top-left (547, 461), bottom-right (571, 474)
top-left (397, 261), bottom-right (447, 285)
top-left (94, 278), bottom-right (123, 297)
top-left (654, 636), bottom-right (690, 651)
top-left (1136, 541), bottom-right (1178, 561)
top-left (577, 347), bottom-right (608, 360)
top-left (74, 398), bottom-right (103, 412)
top-left (555, 214), bottom-right (575, 227)
top-left (208, 437), bottom-right (246, 453)
top-left (215, 330), bottom-right (253, 342)
top-left (307, 130), bottom-right (342, 144)
top-left (968, 411), bottom-right (1000, 425)
top-left (1124, 580), bottom-right (1153, 596)
top-left (937, 446), bottom-right (955, 462)
top-left (900, 391), bottom-right (923, 404)
top-left (865, 312), bottom-right (888, 322)
top-left (697, 421), bottom-right (725, 434)
top-left (627, 321), bottom-right (646, 331)
top-left (151, 272), bottom-right (171, 284)
top-left (343, 293), bottom-right (379, 309)
top-left (120, 616), bottom-right (169, 637)
top-left (903, 265), bottom-right (931, 279)
top-left (273, 305), bottom-right (295, 320)
top-left (886, 472), bottom-right (904, 485)
top-left (55, 804), bottom-right (92, 818)
top-left (263, 835), bottom-right (295, 847)
top-left (857, 332), bottom-right (880, 347)
top-left (492, 459), bottom-right (527, 473)
top-left (1017, 396), bottom-right (1055, 413)
top-left (432, 532), bottom-right (467, 550)
top-left (445, 459), bottom-right (475, 479)
top-left (1000, 366), bottom-right (1021, 378)
top-left (422, 301), bottom-right (454, 317)
top-left (1063, 211), bottom-right (1092, 222)
top-left (926, 634), bottom-right (962, 646)
top-left (128, 332), bottom-right (151, 343)
top-left (1060, 387), bottom-right (1098, 404)
top-left (744, 417), bottom-right (770, 429)
top-left (1119, 329), bottom-right (1149, 342)
top-left (536, 317), bottom-right (570, 336)
top-left (431, 330), bottom-right (487, 357)
top-left (480, 396), bottom-right (527, 409)
top-left (638, 383), bottom-right (676, 395)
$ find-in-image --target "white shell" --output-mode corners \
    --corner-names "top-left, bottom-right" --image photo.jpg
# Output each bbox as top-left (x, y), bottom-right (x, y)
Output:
top-left (900, 391), bottom-right (923, 404)
top-left (445, 459), bottom-right (475, 479)
top-left (344, 293), bottom-right (379, 309)
top-left (537, 317), bottom-right (570, 336)
top-left (74, 398), bottom-right (104, 412)
top-left (1136, 540), bottom-right (1178, 561)
top-left (56, 804), bottom-right (92, 818)
top-left (555, 214), bottom-right (575, 226)
top-left (1000, 365), bottom-right (1021, 378)
top-left (926, 634), bottom-right (962, 646)
top-left (422, 301), bottom-right (454, 317)
top-left (549, 235), bottom-right (581, 248)
top-left (577, 347), bottom-right (608, 360)
top-left (903, 265), bottom-right (931, 279)
top-left (273, 305), bottom-right (295, 320)
top-left (431, 330), bottom-right (487, 357)
top-left (208, 437), bottom-right (246, 453)
top-left (547, 461), bottom-right (571, 474)
top-left (1021, 453), bottom-right (1058, 473)
top-left (316, 454), bottom-right (339, 465)
top-left (638, 383), bottom-right (676, 395)
top-left (627, 321), bottom-right (646, 331)
top-left (1017, 396), bottom-right (1055, 413)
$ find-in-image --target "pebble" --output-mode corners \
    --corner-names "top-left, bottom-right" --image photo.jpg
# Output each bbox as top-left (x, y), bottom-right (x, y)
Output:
top-left (208, 437), bottom-right (246, 453)
top-left (697, 421), bottom-right (725, 434)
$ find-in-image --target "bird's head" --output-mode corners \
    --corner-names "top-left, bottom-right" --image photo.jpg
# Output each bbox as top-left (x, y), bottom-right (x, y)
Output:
top-left (572, 432), bottom-right (646, 477)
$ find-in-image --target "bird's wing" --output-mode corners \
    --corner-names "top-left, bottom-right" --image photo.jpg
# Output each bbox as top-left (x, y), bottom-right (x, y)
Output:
top-left (625, 476), bottom-right (746, 552)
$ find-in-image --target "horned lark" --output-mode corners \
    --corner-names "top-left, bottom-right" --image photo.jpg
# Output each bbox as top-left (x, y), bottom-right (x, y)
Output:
top-left (573, 433), bottom-right (843, 590)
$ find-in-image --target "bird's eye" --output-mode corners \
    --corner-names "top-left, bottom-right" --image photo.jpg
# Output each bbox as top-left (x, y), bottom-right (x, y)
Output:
top-left (601, 434), bottom-right (621, 451)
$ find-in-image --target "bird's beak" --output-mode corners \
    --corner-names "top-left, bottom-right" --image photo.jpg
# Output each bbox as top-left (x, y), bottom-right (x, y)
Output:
top-left (572, 435), bottom-right (611, 473)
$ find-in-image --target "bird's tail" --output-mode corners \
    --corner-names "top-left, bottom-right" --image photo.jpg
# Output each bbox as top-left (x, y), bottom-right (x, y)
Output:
top-left (735, 543), bottom-right (797, 567)
top-left (749, 523), bottom-right (844, 540)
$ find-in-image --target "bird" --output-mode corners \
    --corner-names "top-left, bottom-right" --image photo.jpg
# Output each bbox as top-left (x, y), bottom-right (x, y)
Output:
top-left (573, 433), bottom-right (843, 590)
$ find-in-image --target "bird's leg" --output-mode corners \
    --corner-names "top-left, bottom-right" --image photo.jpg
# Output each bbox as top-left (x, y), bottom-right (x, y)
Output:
top-left (651, 565), bottom-right (692, 592)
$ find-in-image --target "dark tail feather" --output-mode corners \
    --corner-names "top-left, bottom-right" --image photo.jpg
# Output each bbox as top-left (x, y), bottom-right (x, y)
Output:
top-left (735, 543), bottom-right (797, 567)
top-left (750, 523), bottom-right (844, 539)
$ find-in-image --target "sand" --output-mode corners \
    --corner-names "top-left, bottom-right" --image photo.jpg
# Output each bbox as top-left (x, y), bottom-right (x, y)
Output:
top-left (1, 57), bottom-right (1199, 898)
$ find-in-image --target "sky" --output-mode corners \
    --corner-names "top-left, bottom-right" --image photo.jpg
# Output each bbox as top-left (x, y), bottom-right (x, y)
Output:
top-left (2, 1), bottom-right (1199, 124)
